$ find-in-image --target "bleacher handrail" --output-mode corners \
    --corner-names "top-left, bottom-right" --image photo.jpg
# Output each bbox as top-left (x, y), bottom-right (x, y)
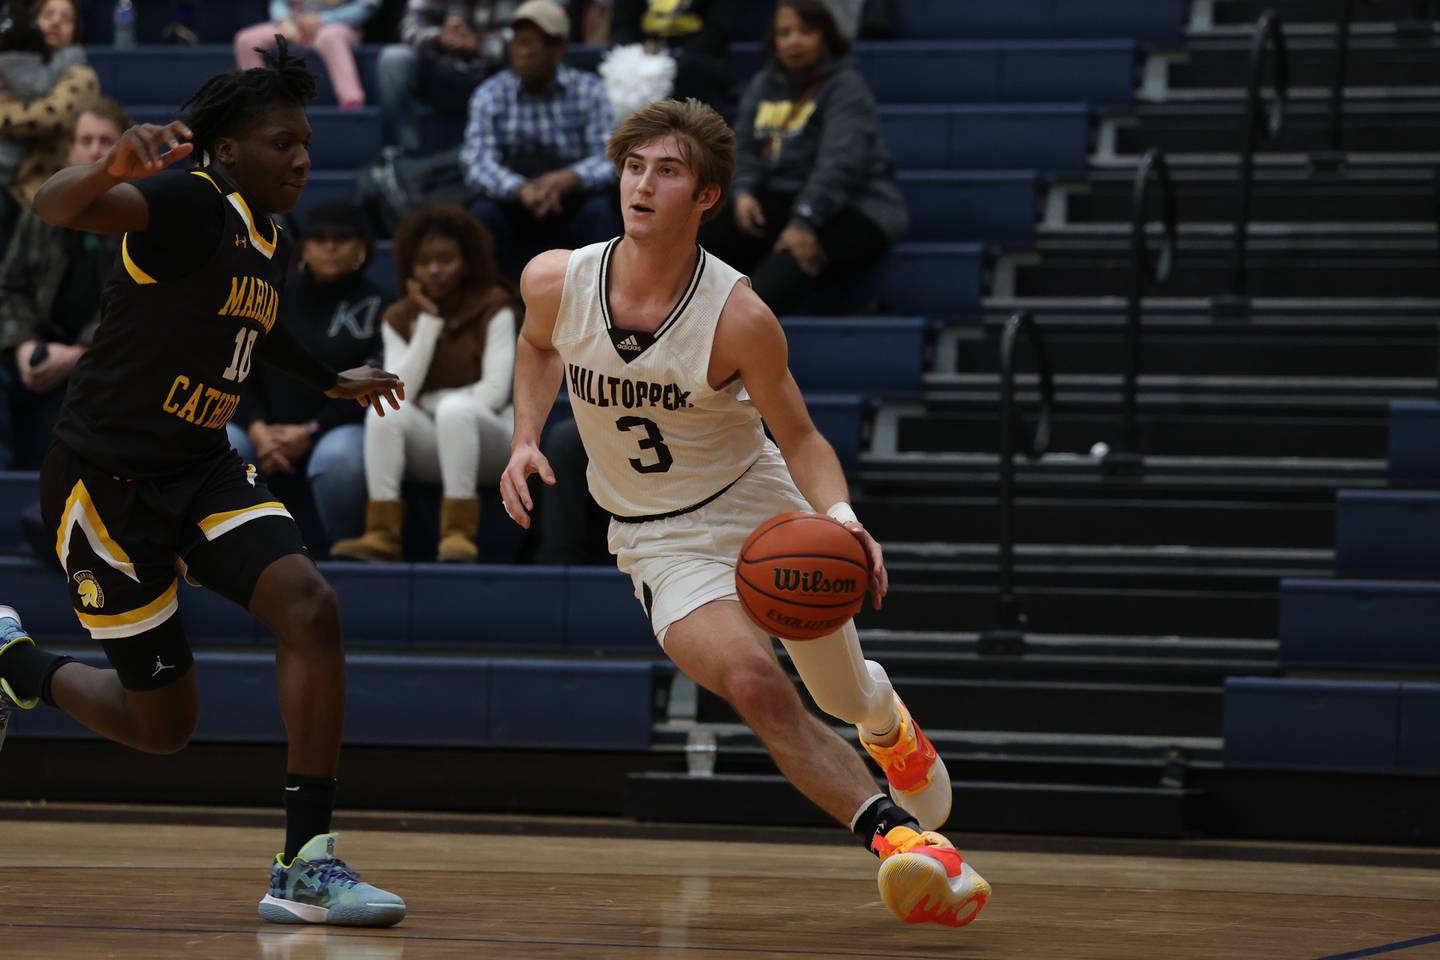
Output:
top-left (1226, 10), bottom-right (1289, 303)
top-left (979, 311), bottom-right (1053, 655)
top-left (1109, 149), bottom-right (1177, 475)
top-left (1320, 0), bottom-right (1380, 161)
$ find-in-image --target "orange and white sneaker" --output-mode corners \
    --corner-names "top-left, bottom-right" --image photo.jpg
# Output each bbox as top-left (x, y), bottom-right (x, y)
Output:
top-left (858, 695), bottom-right (952, 830)
top-left (872, 825), bottom-right (990, 928)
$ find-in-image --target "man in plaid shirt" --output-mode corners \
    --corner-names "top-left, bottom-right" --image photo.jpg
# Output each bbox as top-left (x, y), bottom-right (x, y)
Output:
top-left (378, 0), bottom-right (518, 155)
top-left (461, 0), bottom-right (619, 278)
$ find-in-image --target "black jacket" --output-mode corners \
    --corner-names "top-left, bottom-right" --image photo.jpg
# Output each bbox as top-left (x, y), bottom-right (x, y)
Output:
top-left (732, 54), bottom-right (907, 241)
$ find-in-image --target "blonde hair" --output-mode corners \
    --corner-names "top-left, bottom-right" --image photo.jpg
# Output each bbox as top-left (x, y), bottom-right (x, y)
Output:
top-left (607, 98), bottom-right (735, 223)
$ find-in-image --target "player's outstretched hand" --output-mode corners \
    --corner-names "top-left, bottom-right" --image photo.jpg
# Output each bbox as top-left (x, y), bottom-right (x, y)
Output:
top-left (841, 521), bottom-right (889, 610)
top-left (499, 442), bottom-right (555, 530)
top-left (104, 122), bottom-right (194, 181)
top-left (327, 366), bottom-right (405, 417)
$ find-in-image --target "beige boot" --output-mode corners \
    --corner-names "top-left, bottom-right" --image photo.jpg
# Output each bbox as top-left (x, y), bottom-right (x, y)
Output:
top-left (330, 500), bottom-right (404, 562)
top-left (436, 497), bottom-right (480, 563)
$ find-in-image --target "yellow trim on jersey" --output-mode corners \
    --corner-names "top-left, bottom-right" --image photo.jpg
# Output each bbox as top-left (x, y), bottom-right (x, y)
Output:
top-left (75, 579), bottom-right (179, 640)
top-left (189, 170), bottom-right (223, 192)
top-left (120, 234), bottom-right (157, 285)
top-left (197, 501), bottom-right (292, 541)
top-left (226, 192), bottom-right (277, 259)
top-left (55, 479), bottom-right (139, 582)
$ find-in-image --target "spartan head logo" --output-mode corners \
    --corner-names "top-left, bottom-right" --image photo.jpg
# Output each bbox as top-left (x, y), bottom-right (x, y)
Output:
top-left (73, 570), bottom-right (104, 609)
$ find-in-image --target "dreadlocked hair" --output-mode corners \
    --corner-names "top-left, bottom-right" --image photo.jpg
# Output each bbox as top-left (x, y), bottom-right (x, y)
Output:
top-left (181, 34), bottom-right (316, 166)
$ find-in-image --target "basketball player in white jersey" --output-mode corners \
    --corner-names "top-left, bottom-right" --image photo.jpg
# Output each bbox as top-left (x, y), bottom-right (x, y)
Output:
top-left (499, 99), bottom-right (989, 928)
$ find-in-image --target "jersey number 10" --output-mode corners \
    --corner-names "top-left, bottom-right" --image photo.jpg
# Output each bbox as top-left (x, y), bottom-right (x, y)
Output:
top-left (222, 327), bottom-right (259, 384)
top-left (617, 416), bottom-right (673, 474)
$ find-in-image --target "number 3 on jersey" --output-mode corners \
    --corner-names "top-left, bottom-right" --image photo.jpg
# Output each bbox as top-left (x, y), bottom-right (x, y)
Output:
top-left (617, 416), bottom-right (673, 474)
top-left (222, 327), bottom-right (258, 383)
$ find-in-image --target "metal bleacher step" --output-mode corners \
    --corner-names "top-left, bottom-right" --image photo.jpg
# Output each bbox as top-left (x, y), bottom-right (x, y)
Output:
top-left (1049, 167), bottom-right (1440, 226)
top-left (947, 321), bottom-right (1436, 380)
top-left (1163, 34), bottom-right (1440, 89)
top-left (1201, 0), bottom-right (1434, 30)
top-left (996, 243), bottom-right (1440, 299)
top-left (1111, 100), bottom-right (1440, 156)
top-left (852, 490), bottom-right (1340, 550)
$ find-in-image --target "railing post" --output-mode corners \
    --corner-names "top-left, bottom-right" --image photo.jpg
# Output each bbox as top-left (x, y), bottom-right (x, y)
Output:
top-left (1214, 10), bottom-right (1287, 319)
top-left (1310, 0), bottom-right (1355, 173)
top-left (978, 311), bottom-right (1053, 656)
top-left (1104, 148), bottom-right (1176, 477)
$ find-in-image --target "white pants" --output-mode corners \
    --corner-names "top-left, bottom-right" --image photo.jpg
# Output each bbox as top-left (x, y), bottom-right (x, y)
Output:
top-left (363, 393), bottom-right (512, 500)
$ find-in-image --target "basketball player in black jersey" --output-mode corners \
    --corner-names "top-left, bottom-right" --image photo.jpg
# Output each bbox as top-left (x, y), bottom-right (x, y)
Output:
top-left (0, 40), bottom-right (408, 926)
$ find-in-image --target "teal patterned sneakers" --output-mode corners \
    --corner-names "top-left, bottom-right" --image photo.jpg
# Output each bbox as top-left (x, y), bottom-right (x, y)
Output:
top-left (0, 605), bottom-right (38, 754)
top-left (258, 833), bottom-right (406, 927)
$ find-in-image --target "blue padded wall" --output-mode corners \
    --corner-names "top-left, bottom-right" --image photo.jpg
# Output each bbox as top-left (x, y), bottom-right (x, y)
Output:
top-left (1387, 401), bottom-right (1440, 487)
top-left (1278, 578), bottom-right (1440, 669)
top-left (1399, 683), bottom-right (1440, 775)
top-left (1334, 490), bottom-right (1440, 578)
top-left (1224, 677), bottom-right (1400, 773)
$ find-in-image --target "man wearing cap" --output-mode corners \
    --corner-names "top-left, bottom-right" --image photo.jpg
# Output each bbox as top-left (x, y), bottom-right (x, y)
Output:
top-left (227, 200), bottom-right (390, 552)
top-left (460, 0), bottom-right (620, 278)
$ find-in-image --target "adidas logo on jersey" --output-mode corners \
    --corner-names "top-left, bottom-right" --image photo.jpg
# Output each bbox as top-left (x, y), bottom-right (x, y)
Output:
top-left (616, 335), bottom-right (642, 352)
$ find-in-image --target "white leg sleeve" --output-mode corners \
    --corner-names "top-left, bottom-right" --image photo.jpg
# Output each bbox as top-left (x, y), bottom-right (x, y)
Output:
top-left (778, 620), bottom-right (898, 731)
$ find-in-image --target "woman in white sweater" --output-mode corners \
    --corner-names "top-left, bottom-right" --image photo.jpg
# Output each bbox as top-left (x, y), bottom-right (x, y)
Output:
top-left (331, 206), bottom-right (516, 562)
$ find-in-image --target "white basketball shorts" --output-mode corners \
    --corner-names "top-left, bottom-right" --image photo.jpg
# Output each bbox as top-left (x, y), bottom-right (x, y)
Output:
top-left (608, 441), bottom-right (811, 646)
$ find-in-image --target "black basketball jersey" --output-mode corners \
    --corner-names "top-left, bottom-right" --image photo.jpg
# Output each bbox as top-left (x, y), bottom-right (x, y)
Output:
top-left (56, 168), bottom-right (295, 478)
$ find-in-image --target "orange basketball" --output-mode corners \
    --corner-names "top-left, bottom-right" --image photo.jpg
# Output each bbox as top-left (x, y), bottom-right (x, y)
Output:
top-left (735, 511), bottom-right (869, 640)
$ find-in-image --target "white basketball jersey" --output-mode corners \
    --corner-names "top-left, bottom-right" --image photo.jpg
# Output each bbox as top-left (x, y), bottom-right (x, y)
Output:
top-left (552, 238), bottom-right (766, 519)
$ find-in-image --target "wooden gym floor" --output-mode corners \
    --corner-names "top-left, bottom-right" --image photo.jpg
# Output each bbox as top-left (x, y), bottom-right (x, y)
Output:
top-left (1, 804), bottom-right (1439, 960)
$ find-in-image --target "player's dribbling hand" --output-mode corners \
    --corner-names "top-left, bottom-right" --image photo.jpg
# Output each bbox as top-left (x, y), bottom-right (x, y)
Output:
top-left (328, 366), bottom-right (405, 417)
top-left (104, 122), bottom-right (194, 181)
top-left (841, 521), bottom-right (889, 610)
top-left (499, 443), bottom-right (555, 530)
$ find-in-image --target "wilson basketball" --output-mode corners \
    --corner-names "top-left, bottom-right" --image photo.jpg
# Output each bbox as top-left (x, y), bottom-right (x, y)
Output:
top-left (735, 511), bottom-right (869, 640)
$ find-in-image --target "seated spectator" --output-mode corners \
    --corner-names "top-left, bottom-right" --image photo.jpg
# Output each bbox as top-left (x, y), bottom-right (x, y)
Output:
top-left (33, 0), bottom-right (77, 50)
top-left (0, 97), bottom-right (125, 469)
top-left (0, 0), bottom-right (94, 255)
top-left (699, 0), bottom-right (906, 316)
top-left (227, 200), bottom-right (387, 551)
top-left (235, 1), bottom-right (378, 109)
top-left (378, 0), bottom-right (516, 156)
top-left (331, 206), bottom-right (516, 564)
top-left (609, 0), bottom-right (737, 109)
top-left (461, 0), bottom-right (620, 279)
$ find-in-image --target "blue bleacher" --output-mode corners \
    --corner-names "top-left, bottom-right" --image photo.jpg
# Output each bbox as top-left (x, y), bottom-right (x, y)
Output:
top-left (881, 104), bottom-right (1088, 174)
top-left (888, 0), bottom-right (1184, 46)
top-left (1223, 677), bottom-right (1403, 774)
top-left (898, 171), bottom-right (1038, 244)
top-left (130, 106), bottom-right (381, 172)
top-left (364, 241), bottom-right (983, 320)
top-left (1387, 400), bottom-right (1440, 487)
top-left (1399, 684), bottom-right (1440, 773)
top-left (296, 168), bottom-right (1037, 245)
top-left (10, 649), bottom-right (666, 749)
top-left (1334, 489), bottom-right (1440, 579)
top-left (782, 318), bottom-right (926, 395)
top-left (1278, 578), bottom-right (1440, 670)
top-left (38, 1), bottom-right (1148, 759)
top-left (729, 40), bottom-right (1137, 107)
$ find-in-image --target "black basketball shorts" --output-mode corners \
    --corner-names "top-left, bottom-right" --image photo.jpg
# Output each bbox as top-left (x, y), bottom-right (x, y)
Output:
top-left (40, 441), bottom-right (308, 690)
